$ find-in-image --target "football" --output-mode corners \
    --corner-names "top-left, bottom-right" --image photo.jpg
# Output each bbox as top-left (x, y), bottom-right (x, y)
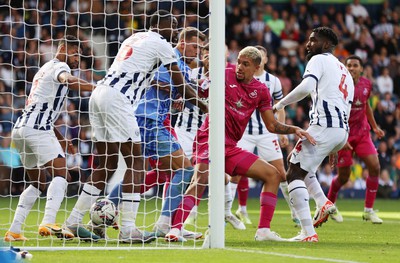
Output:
top-left (89, 198), bottom-right (119, 226)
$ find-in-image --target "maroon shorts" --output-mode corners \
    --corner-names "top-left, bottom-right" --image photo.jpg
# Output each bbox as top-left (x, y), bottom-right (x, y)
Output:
top-left (193, 140), bottom-right (258, 176)
top-left (337, 132), bottom-right (377, 167)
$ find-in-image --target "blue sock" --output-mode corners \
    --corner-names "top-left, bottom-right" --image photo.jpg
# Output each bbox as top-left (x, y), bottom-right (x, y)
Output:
top-left (107, 181), bottom-right (122, 208)
top-left (161, 167), bottom-right (194, 217)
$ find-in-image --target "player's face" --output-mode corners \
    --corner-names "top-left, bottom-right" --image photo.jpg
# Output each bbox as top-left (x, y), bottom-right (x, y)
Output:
top-left (66, 45), bottom-right (80, 69)
top-left (202, 49), bottom-right (209, 71)
top-left (182, 36), bottom-right (203, 64)
top-left (305, 32), bottom-right (324, 60)
top-left (159, 17), bottom-right (178, 43)
top-left (346, 58), bottom-right (363, 81)
top-left (236, 54), bottom-right (259, 83)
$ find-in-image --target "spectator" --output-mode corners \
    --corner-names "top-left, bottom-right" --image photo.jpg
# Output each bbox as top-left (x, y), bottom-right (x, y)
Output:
top-left (376, 67), bottom-right (394, 95)
top-left (349, 0), bottom-right (369, 20)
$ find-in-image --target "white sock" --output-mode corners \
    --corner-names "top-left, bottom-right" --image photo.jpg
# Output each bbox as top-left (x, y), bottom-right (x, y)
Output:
top-left (41, 177), bottom-right (67, 225)
top-left (120, 192), bottom-right (140, 234)
top-left (364, 207), bottom-right (373, 212)
top-left (156, 214), bottom-right (171, 232)
top-left (304, 173), bottom-right (328, 208)
top-left (280, 181), bottom-right (296, 217)
top-left (189, 205), bottom-right (198, 217)
top-left (288, 180), bottom-right (316, 236)
top-left (66, 183), bottom-right (101, 227)
top-left (230, 182), bottom-right (238, 200)
top-left (9, 185), bottom-right (41, 233)
top-left (239, 205), bottom-right (248, 214)
top-left (225, 183), bottom-right (233, 216)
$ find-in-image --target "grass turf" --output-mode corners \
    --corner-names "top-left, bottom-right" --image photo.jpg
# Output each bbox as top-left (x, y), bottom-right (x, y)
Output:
top-left (0, 197), bottom-right (399, 263)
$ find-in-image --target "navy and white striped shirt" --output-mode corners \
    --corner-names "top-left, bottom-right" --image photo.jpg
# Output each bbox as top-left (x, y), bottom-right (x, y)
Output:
top-left (14, 59), bottom-right (70, 130)
top-left (245, 71), bottom-right (283, 135)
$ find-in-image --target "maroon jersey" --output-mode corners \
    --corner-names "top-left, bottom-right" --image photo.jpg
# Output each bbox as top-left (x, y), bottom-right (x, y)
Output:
top-left (349, 76), bottom-right (372, 135)
top-left (198, 68), bottom-right (273, 147)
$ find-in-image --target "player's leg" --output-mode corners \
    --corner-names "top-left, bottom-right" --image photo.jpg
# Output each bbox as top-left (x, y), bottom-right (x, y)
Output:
top-left (361, 154), bottom-right (382, 223)
top-left (327, 148), bottom-right (353, 204)
top-left (5, 168), bottom-right (46, 241)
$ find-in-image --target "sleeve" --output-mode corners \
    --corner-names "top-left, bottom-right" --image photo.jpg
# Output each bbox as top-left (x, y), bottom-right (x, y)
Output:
top-left (53, 62), bottom-right (71, 82)
top-left (258, 85), bottom-right (273, 112)
top-left (303, 55), bottom-right (324, 81)
top-left (157, 39), bottom-right (178, 67)
top-left (153, 65), bottom-right (171, 84)
top-left (272, 76), bottom-right (283, 100)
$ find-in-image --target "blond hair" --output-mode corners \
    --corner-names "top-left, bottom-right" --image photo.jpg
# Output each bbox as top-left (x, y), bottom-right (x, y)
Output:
top-left (238, 46), bottom-right (262, 65)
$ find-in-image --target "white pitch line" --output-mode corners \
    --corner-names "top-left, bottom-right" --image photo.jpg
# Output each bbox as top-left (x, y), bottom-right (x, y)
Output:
top-left (225, 248), bottom-right (365, 263)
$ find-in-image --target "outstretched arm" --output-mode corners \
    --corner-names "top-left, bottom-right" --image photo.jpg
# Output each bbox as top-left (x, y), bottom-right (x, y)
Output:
top-left (167, 64), bottom-right (208, 113)
top-left (274, 98), bottom-right (289, 147)
top-left (58, 72), bottom-right (95, 92)
top-left (274, 76), bottom-right (315, 111)
top-left (261, 109), bottom-right (316, 145)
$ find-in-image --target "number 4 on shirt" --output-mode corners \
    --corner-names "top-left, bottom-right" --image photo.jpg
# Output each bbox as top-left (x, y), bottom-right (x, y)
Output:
top-left (338, 74), bottom-right (348, 100)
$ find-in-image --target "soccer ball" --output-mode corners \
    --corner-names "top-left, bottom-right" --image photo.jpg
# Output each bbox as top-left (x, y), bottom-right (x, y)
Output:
top-left (89, 198), bottom-right (119, 226)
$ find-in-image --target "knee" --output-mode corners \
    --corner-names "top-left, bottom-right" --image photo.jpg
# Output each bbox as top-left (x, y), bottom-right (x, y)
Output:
top-left (286, 163), bottom-right (307, 184)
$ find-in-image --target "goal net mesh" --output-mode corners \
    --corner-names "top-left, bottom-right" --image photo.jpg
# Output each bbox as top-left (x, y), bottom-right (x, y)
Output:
top-left (0, 0), bottom-right (212, 250)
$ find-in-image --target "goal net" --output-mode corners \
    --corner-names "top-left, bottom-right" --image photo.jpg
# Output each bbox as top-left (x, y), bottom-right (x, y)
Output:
top-left (0, 0), bottom-right (225, 250)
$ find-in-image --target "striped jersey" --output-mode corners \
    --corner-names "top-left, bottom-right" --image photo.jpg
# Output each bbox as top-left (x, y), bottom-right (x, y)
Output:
top-left (98, 31), bottom-right (177, 108)
top-left (305, 53), bottom-right (354, 130)
top-left (245, 70), bottom-right (283, 135)
top-left (14, 59), bottom-right (70, 130)
top-left (175, 66), bottom-right (207, 134)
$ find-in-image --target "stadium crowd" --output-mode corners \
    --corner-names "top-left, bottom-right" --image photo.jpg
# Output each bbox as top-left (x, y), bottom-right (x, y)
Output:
top-left (0, 0), bottom-right (399, 198)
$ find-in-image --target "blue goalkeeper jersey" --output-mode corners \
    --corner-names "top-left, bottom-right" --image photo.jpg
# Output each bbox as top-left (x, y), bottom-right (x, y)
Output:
top-left (135, 48), bottom-right (191, 122)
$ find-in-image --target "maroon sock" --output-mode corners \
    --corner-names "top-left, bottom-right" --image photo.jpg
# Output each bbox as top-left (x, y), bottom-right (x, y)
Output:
top-left (258, 192), bottom-right (277, 229)
top-left (238, 176), bottom-right (249, 206)
top-left (171, 195), bottom-right (196, 230)
top-left (327, 176), bottom-right (343, 203)
top-left (365, 176), bottom-right (379, 209)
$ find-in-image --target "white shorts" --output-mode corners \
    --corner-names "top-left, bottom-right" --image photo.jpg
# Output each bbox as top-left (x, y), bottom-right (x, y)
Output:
top-left (12, 127), bottom-right (65, 168)
top-left (237, 133), bottom-right (283, 162)
top-left (290, 125), bottom-right (348, 174)
top-left (175, 126), bottom-right (196, 159)
top-left (89, 85), bottom-right (141, 143)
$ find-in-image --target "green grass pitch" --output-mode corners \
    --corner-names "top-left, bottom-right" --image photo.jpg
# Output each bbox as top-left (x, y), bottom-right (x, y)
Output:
top-left (0, 197), bottom-right (399, 263)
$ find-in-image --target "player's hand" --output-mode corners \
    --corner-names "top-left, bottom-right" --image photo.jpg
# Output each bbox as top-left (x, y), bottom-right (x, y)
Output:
top-left (373, 127), bottom-right (385, 139)
top-left (172, 99), bottom-right (184, 112)
top-left (279, 134), bottom-right (289, 148)
top-left (329, 153), bottom-right (337, 168)
top-left (341, 141), bottom-right (353, 151)
top-left (295, 128), bottom-right (316, 145)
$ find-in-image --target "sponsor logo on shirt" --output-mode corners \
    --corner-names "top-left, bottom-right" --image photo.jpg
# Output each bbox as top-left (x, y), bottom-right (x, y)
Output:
top-left (249, 90), bottom-right (258, 98)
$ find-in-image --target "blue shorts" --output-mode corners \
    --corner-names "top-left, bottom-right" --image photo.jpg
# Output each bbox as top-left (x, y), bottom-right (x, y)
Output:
top-left (137, 117), bottom-right (181, 159)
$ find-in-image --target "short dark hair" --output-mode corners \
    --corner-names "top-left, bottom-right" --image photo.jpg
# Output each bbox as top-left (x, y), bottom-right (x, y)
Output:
top-left (345, 55), bottom-right (363, 66)
top-left (255, 45), bottom-right (267, 57)
top-left (58, 35), bottom-right (79, 48)
top-left (313, 27), bottom-right (338, 47)
top-left (179, 27), bottom-right (206, 42)
top-left (150, 10), bottom-right (172, 28)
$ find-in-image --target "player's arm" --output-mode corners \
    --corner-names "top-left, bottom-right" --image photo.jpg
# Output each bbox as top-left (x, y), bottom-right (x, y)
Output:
top-left (274, 98), bottom-right (289, 147)
top-left (260, 109), bottom-right (316, 145)
top-left (366, 102), bottom-right (385, 139)
top-left (273, 76), bottom-right (315, 111)
top-left (54, 128), bottom-right (75, 154)
top-left (58, 72), bottom-right (95, 92)
top-left (167, 63), bottom-right (208, 113)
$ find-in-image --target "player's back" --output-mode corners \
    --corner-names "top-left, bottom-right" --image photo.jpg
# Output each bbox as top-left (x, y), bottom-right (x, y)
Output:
top-left (15, 59), bottom-right (70, 130)
top-left (307, 53), bottom-right (354, 130)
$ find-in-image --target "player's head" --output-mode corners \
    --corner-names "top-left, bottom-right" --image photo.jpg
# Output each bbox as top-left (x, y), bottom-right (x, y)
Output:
top-left (345, 55), bottom-right (363, 82)
top-left (254, 45), bottom-right (268, 69)
top-left (306, 27), bottom-right (338, 60)
top-left (150, 10), bottom-right (178, 43)
top-left (236, 46), bottom-right (261, 83)
top-left (177, 27), bottom-right (206, 64)
top-left (201, 44), bottom-right (209, 71)
top-left (58, 35), bottom-right (80, 69)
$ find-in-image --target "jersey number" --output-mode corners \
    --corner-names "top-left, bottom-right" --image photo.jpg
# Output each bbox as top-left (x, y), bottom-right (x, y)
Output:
top-left (338, 74), bottom-right (348, 99)
top-left (116, 45), bottom-right (133, 61)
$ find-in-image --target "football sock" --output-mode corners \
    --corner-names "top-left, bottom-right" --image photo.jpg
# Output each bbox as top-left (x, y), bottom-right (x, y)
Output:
top-left (120, 192), bottom-right (140, 233)
top-left (225, 183), bottom-right (233, 215)
top-left (108, 181), bottom-right (122, 207)
top-left (288, 180), bottom-right (315, 236)
top-left (258, 191), bottom-right (277, 229)
top-left (41, 176), bottom-right (67, 225)
top-left (230, 181), bottom-right (238, 200)
top-left (9, 185), bottom-right (41, 234)
top-left (238, 176), bottom-right (249, 207)
top-left (327, 176), bottom-right (342, 203)
top-left (365, 176), bottom-right (379, 209)
top-left (279, 181), bottom-right (296, 216)
top-left (66, 183), bottom-right (101, 226)
top-left (304, 172), bottom-right (328, 208)
top-left (172, 195), bottom-right (196, 230)
top-left (161, 167), bottom-right (194, 217)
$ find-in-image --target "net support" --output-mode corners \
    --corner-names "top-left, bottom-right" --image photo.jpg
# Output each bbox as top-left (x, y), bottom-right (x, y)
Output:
top-left (206, 0), bottom-right (225, 249)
